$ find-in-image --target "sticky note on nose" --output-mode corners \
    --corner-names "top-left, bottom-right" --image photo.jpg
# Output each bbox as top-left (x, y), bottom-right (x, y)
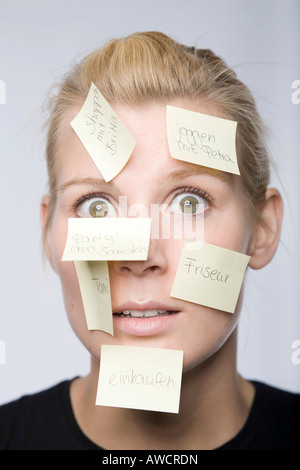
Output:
top-left (75, 260), bottom-right (113, 334)
top-left (170, 242), bottom-right (250, 313)
top-left (70, 82), bottom-right (136, 182)
top-left (62, 217), bottom-right (151, 261)
top-left (166, 105), bottom-right (239, 175)
top-left (96, 345), bottom-right (184, 413)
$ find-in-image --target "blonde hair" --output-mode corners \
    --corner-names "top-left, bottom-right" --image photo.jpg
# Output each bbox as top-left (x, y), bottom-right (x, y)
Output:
top-left (44, 31), bottom-right (270, 237)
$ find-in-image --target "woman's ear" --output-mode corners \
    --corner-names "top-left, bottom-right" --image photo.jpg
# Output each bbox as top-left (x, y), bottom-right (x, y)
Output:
top-left (40, 195), bottom-right (57, 273)
top-left (248, 188), bottom-right (283, 270)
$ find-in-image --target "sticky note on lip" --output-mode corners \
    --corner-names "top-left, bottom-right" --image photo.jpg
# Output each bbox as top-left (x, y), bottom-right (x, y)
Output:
top-left (170, 241), bottom-right (250, 314)
top-left (96, 345), bottom-right (184, 413)
top-left (74, 260), bottom-right (113, 335)
top-left (70, 82), bottom-right (136, 182)
top-left (166, 105), bottom-right (239, 175)
top-left (61, 217), bottom-right (151, 261)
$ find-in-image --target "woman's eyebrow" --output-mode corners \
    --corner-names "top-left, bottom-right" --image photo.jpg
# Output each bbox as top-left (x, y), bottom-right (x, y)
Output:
top-left (164, 167), bottom-right (232, 184)
top-left (56, 167), bottom-right (231, 194)
top-left (57, 176), bottom-right (113, 193)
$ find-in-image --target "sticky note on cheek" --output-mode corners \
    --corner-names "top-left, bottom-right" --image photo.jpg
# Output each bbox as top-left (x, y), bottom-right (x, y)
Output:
top-left (170, 242), bottom-right (250, 313)
top-left (96, 345), bottom-right (184, 413)
top-left (74, 260), bottom-right (113, 335)
top-left (62, 217), bottom-right (151, 261)
top-left (166, 105), bottom-right (239, 175)
top-left (70, 82), bottom-right (136, 182)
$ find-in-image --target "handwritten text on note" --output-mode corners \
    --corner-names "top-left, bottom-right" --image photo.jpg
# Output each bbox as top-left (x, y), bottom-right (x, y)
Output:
top-left (96, 345), bottom-right (183, 413)
top-left (70, 82), bottom-right (136, 182)
top-left (74, 260), bottom-right (113, 334)
top-left (62, 218), bottom-right (151, 261)
top-left (166, 105), bottom-right (239, 175)
top-left (171, 241), bottom-right (250, 313)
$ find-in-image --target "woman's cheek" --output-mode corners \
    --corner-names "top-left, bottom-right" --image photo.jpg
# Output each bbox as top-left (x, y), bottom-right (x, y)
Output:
top-left (58, 261), bottom-right (99, 354)
top-left (204, 209), bottom-right (252, 254)
top-left (49, 213), bottom-right (69, 273)
top-left (58, 261), bottom-right (80, 315)
top-left (49, 215), bottom-right (87, 330)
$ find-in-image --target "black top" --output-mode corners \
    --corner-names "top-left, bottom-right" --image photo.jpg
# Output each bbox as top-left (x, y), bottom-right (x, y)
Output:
top-left (0, 378), bottom-right (299, 450)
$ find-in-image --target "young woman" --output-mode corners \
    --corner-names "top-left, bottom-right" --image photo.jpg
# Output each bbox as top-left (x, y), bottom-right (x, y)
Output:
top-left (0, 31), bottom-right (299, 450)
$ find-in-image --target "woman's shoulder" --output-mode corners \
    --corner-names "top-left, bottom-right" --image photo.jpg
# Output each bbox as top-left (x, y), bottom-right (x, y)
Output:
top-left (218, 380), bottom-right (300, 450)
top-left (0, 379), bottom-right (76, 449)
top-left (252, 380), bottom-right (300, 415)
top-left (0, 378), bottom-right (73, 414)
top-left (249, 380), bottom-right (300, 448)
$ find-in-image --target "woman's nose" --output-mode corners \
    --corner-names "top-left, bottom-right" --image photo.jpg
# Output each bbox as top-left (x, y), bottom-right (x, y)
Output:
top-left (112, 236), bottom-right (168, 277)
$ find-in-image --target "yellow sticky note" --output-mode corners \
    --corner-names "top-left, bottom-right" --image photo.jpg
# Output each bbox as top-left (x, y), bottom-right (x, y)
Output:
top-left (70, 82), bottom-right (136, 182)
top-left (166, 105), bottom-right (240, 175)
top-left (62, 217), bottom-right (151, 261)
top-left (74, 260), bottom-right (113, 334)
top-left (96, 345), bottom-right (184, 413)
top-left (170, 241), bottom-right (250, 313)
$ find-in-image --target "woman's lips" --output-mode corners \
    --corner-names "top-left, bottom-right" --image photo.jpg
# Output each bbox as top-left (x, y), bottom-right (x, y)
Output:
top-left (115, 309), bottom-right (177, 317)
top-left (112, 304), bottom-right (182, 336)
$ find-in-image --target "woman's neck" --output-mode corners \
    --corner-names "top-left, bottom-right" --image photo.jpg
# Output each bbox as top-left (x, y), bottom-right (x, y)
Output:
top-left (70, 331), bottom-right (255, 450)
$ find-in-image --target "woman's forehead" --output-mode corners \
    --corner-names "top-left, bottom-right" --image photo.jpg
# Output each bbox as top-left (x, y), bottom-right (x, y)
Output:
top-left (54, 99), bottom-right (233, 188)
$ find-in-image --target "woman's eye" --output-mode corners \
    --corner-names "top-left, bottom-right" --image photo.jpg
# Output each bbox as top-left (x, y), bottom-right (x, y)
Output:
top-left (169, 192), bottom-right (207, 215)
top-left (77, 197), bottom-right (116, 218)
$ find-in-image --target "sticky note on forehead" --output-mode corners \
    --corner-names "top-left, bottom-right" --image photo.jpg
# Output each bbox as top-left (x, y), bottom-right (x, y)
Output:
top-left (74, 260), bottom-right (113, 334)
top-left (70, 82), bottom-right (136, 182)
top-left (96, 345), bottom-right (183, 413)
top-left (62, 217), bottom-right (151, 261)
top-left (171, 242), bottom-right (250, 313)
top-left (166, 105), bottom-right (239, 175)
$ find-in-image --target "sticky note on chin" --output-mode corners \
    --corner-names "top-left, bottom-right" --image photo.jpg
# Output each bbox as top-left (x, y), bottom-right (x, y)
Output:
top-left (171, 242), bottom-right (250, 313)
top-left (70, 82), bottom-right (136, 182)
top-left (96, 345), bottom-right (184, 413)
top-left (166, 105), bottom-right (239, 175)
top-left (74, 260), bottom-right (113, 335)
top-left (62, 217), bottom-right (151, 261)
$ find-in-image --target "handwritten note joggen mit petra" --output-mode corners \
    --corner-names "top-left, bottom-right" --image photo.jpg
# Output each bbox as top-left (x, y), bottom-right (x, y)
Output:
top-left (171, 241), bottom-right (250, 313)
top-left (74, 260), bottom-right (113, 334)
top-left (166, 105), bottom-right (240, 175)
top-left (96, 345), bottom-right (184, 413)
top-left (70, 82), bottom-right (136, 182)
top-left (61, 217), bottom-right (151, 261)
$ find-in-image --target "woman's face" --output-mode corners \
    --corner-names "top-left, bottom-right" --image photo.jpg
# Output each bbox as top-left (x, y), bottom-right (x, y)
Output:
top-left (45, 99), bottom-right (254, 372)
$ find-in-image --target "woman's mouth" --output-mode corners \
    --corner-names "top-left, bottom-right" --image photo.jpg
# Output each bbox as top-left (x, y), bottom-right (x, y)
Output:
top-left (114, 309), bottom-right (178, 318)
top-left (112, 306), bottom-right (181, 336)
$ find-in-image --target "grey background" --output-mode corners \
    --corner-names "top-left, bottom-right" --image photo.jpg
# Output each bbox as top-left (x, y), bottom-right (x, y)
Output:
top-left (0, 0), bottom-right (299, 404)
